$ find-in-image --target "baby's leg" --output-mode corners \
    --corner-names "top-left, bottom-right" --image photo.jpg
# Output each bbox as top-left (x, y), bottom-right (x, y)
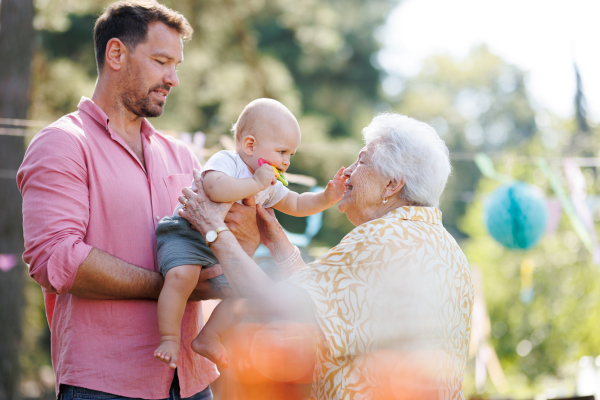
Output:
top-left (192, 296), bottom-right (248, 369)
top-left (154, 265), bottom-right (200, 369)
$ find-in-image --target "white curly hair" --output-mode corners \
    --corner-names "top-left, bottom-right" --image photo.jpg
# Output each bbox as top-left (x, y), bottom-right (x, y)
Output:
top-left (362, 113), bottom-right (451, 207)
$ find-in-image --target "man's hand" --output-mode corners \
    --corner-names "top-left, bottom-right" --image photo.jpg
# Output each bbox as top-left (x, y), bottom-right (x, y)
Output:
top-left (188, 264), bottom-right (226, 301)
top-left (225, 196), bottom-right (261, 257)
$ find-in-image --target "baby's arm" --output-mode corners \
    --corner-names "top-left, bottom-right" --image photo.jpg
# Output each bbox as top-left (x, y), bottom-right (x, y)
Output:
top-left (203, 165), bottom-right (276, 203)
top-left (274, 167), bottom-right (346, 217)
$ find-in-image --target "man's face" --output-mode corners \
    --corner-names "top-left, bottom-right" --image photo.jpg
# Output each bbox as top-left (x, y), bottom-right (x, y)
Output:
top-left (120, 22), bottom-right (183, 118)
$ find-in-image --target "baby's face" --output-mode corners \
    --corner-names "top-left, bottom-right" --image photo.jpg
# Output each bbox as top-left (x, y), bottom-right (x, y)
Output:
top-left (244, 114), bottom-right (301, 172)
top-left (251, 126), bottom-right (300, 172)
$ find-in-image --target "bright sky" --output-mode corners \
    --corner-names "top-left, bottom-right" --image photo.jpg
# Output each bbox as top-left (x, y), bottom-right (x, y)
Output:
top-left (378, 0), bottom-right (600, 122)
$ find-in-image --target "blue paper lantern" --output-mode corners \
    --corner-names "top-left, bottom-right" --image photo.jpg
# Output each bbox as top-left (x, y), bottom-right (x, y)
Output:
top-left (484, 182), bottom-right (548, 250)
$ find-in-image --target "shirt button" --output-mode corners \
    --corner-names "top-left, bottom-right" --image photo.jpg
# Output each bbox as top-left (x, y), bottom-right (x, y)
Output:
top-left (156, 215), bottom-right (160, 221)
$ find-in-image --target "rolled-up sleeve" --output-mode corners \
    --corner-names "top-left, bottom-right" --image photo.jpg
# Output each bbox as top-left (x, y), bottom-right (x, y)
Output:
top-left (17, 128), bottom-right (92, 294)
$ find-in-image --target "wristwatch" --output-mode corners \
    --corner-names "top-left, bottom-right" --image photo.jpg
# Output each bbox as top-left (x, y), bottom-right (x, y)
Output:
top-left (205, 226), bottom-right (230, 247)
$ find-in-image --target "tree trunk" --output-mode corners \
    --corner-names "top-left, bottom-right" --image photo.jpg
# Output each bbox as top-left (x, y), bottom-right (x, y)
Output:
top-left (0, 0), bottom-right (36, 399)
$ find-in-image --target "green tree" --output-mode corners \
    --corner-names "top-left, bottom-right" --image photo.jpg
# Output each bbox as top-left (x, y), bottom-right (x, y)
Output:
top-left (30, 0), bottom-right (396, 247)
top-left (388, 45), bottom-right (537, 239)
top-left (0, 0), bottom-right (36, 398)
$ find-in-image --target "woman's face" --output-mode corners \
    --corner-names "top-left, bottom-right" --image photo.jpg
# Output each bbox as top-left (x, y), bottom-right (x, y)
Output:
top-left (338, 143), bottom-right (389, 226)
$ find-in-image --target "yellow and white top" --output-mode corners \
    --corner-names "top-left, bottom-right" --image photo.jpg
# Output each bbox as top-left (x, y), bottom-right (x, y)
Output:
top-left (288, 206), bottom-right (474, 400)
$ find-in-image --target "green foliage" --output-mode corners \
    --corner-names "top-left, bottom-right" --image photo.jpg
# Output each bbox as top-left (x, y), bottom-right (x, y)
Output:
top-left (460, 153), bottom-right (600, 395)
top-left (30, 0), bottom-right (394, 246)
top-left (389, 45), bottom-right (537, 239)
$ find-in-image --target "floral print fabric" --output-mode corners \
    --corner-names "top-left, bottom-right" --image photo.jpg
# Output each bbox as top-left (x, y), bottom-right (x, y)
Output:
top-left (288, 206), bottom-right (473, 400)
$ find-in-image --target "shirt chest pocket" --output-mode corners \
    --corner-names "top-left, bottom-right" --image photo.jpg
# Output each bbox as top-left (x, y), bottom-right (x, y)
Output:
top-left (163, 173), bottom-right (194, 212)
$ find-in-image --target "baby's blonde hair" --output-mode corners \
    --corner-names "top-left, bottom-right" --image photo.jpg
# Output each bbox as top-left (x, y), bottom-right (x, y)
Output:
top-left (231, 98), bottom-right (297, 142)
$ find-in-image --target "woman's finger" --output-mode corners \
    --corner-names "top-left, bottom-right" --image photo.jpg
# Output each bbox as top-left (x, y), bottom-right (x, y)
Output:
top-left (193, 168), bottom-right (202, 186)
top-left (256, 204), bottom-right (276, 222)
top-left (265, 206), bottom-right (276, 218)
top-left (182, 186), bottom-right (196, 199)
top-left (177, 207), bottom-right (188, 219)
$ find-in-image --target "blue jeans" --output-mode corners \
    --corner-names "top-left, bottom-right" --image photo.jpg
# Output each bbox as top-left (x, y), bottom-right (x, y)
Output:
top-left (58, 374), bottom-right (212, 400)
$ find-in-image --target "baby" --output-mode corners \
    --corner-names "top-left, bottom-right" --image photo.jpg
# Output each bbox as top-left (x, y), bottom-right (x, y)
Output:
top-left (153, 98), bottom-right (345, 369)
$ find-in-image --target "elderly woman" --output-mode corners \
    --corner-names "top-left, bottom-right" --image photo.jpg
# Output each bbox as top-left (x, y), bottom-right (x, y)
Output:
top-left (180, 113), bottom-right (474, 400)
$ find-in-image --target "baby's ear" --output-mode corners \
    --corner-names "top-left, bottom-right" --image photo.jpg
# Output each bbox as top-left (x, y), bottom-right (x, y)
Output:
top-left (242, 135), bottom-right (256, 155)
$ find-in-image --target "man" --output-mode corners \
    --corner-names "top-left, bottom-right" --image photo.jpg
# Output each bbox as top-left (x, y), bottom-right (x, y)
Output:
top-left (17, 2), bottom-right (259, 399)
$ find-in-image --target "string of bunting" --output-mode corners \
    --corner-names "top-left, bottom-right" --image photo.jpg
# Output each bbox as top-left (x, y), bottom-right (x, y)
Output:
top-left (476, 153), bottom-right (598, 257)
top-left (3, 119), bottom-right (599, 258)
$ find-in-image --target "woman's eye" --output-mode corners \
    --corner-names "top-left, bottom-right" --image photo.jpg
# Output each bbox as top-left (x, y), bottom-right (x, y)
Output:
top-left (156, 60), bottom-right (165, 65)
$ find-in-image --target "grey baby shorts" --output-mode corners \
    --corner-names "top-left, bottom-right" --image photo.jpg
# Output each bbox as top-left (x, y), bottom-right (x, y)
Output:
top-left (155, 215), bottom-right (229, 289)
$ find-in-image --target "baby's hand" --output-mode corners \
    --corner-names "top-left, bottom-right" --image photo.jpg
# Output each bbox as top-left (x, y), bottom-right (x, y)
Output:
top-left (253, 164), bottom-right (277, 190)
top-left (324, 167), bottom-right (346, 203)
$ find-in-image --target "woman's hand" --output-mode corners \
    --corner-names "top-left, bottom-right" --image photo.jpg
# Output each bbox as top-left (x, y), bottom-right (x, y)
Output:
top-left (178, 169), bottom-right (233, 235)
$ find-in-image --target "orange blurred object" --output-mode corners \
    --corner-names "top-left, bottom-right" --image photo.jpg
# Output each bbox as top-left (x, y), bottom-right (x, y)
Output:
top-left (250, 321), bottom-right (316, 383)
top-left (212, 321), bottom-right (316, 400)
top-left (368, 350), bottom-right (444, 400)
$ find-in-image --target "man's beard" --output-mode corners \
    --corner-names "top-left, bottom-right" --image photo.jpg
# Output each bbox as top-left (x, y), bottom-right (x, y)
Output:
top-left (121, 68), bottom-right (169, 118)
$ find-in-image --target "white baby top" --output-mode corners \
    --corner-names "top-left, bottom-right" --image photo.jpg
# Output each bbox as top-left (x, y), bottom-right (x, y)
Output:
top-left (173, 150), bottom-right (289, 215)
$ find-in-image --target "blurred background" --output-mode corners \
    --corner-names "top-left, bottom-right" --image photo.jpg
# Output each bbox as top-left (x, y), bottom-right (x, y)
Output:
top-left (1, 0), bottom-right (600, 399)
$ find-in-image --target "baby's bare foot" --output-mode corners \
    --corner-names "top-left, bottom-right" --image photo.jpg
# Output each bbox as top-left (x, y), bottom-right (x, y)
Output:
top-left (192, 331), bottom-right (229, 369)
top-left (154, 340), bottom-right (180, 369)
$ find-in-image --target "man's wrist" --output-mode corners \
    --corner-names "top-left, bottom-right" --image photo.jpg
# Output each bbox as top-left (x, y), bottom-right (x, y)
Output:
top-left (149, 273), bottom-right (165, 300)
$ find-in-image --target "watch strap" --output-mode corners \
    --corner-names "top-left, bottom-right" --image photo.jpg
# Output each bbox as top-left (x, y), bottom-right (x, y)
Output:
top-left (207, 226), bottom-right (230, 247)
top-left (215, 226), bottom-right (230, 234)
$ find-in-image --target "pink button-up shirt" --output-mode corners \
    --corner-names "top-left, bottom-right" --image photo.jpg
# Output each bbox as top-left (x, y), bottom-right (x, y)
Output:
top-left (17, 98), bottom-right (218, 399)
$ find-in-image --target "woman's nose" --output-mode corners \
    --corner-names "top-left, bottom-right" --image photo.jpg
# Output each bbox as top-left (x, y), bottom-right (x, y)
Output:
top-left (344, 163), bottom-right (356, 176)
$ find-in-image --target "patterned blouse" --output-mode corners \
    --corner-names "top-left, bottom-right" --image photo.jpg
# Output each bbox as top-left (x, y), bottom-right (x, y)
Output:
top-left (288, 206), bottom-right (473, 400)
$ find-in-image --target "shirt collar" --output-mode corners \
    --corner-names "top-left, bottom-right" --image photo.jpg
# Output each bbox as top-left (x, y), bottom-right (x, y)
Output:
top-left (387, 206), bottom-right (442, 226)
top-left (77, 96), bottom-right (156, 138)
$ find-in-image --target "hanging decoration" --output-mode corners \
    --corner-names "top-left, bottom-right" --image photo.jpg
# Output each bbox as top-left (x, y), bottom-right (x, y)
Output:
top-left (476, 153), bottom-right (548, 250)
top-left (483, 182), bottom-right (548, 250)
top-left (520, 258), bottom-right (535, 304)
top-left (536, 158), bottom-right (594, 255)
top-left (563, 159), bottom-right (600, 264)
top-left (0, 254), bottom-right (18, 272)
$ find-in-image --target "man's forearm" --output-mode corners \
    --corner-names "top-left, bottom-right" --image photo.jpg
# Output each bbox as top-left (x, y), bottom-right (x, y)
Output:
top-left (68, 248), bottom-right (163, 300)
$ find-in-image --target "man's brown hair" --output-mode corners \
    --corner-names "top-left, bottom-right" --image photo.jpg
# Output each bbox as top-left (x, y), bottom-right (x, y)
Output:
top-left (93, 1), bottom-right (193, 72)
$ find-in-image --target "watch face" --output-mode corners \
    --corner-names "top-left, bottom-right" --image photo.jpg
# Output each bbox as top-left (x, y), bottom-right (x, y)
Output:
top-left (206, 230), bottom-right (217, 242)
